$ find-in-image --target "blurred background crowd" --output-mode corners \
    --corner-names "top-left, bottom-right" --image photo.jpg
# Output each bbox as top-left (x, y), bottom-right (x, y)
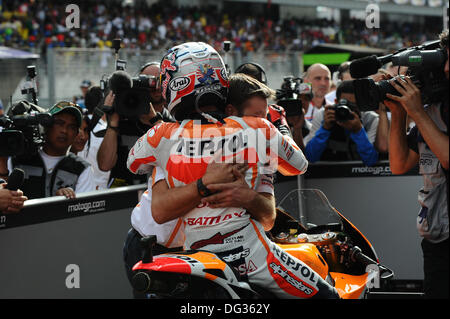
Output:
top-left (0, 0), bottom-right (444, 55)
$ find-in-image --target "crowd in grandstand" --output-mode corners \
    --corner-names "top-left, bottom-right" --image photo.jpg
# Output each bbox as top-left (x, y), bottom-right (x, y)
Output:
top-left (0, 0), bottom-right (442, 54)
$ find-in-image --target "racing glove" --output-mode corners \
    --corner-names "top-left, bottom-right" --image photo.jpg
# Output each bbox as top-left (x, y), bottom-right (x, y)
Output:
top-left (267, 104), bottom-right (293, 137)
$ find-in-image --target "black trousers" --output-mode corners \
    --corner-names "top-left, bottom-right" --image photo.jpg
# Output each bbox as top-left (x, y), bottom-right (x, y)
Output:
top-left (122, 227), bottom-right (182, 299)
top-left (421, 238), bottom-right (449, 299)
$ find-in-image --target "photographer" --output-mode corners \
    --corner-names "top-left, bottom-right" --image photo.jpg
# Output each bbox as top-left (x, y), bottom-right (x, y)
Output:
top-left (2, 102), bottom-right (95, 200)
top-left (97, 62), bottom-right (175, 187)
top-left (276, 79), bottom-right (313, 151)
top-left (303, 80), bottom-right (379, 166)
top-left (384, 30), bottom-right (448, 299)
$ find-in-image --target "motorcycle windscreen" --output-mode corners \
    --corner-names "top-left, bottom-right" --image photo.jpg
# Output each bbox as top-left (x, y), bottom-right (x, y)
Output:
top-left (277, 189), bottom-right (343, 231)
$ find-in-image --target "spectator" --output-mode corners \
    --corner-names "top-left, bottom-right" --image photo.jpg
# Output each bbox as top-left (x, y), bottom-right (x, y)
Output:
top-left (1, 101), bottom-right (95, 199)
top-left (0, 1), bottom-right (441, 53)
top-left (304, 80), bottom-right (379, 166)
top-left (303, 63), bottom-right (333, 122)
top-left (72, 80), bottom-right (92, 110)
top-left (97, 62), bottom-right (175, 187)
top-left (70, 115), bottom-right (90, 155)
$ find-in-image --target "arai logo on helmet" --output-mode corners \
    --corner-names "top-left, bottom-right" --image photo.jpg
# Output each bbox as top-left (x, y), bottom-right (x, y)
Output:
top-left (169, 77), bottom-right (191, 91)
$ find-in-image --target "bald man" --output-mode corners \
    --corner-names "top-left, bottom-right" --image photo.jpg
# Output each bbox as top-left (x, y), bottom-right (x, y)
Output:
top-left (303, 63), bottom-right (333, 122)
top-left (140, 63), bottom-right (166, 114)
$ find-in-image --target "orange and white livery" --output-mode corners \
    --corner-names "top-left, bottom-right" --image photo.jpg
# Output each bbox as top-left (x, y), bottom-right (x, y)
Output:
top-left (127, 115), bottom-right (339, 298)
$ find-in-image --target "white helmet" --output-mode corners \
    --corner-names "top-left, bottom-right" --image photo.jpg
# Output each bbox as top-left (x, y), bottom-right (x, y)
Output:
top-left (159, 42), bottom-right (229, 121)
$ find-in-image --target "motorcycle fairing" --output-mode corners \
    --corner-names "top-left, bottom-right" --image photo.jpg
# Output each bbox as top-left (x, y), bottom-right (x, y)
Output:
top-left (330, 272), bottom-right (368, 299)
top-left (133, 250), bottom-right (257, 298)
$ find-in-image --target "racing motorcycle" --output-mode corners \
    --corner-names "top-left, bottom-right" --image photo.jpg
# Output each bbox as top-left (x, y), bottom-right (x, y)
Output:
top-left (131, 189), bottom-right (393, 299)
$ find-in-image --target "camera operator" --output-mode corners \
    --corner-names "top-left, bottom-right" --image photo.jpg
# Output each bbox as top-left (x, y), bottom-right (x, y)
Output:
top-left (303, 80), bottom-right (379, 166)
top-left (277, 80), bottom-right (313, 151)
top-left (384, 30), bottom-right (449, 299)
top-left (97, 62), bottom-right (175, 187)
top-left (1, 101), bottom-right (95, 200)
top-left (368, 70), bottom-right (392, 157)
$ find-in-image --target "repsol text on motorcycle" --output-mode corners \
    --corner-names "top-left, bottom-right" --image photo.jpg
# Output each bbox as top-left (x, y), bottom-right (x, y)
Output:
top-left (131, 189), bottom-right (394, 299)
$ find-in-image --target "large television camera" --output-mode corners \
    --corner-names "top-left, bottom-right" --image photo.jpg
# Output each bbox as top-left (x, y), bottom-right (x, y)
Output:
top-left (101, 71), bottom-right (156, 118)
top-left (0, 65), bottom-right (53, 157)
top-left (99, 39), bottom-right (154, 118)
top-left (350, 39), bottom-right (448, 111)
top-left (0, 100), bottom-right (53, 157)
top-left (276, 76), bottom-right (313, 117)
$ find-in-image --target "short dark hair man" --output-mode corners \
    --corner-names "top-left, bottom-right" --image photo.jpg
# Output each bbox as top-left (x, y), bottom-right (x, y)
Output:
top-left (384, 30), bottom-right (449, 299)
top-left (303, 80), bottom-right (379, 166)
top-left (3, 101), bottom-right (95, 199)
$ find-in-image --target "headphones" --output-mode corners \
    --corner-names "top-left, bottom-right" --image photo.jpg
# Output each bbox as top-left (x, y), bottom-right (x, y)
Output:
top-left (234, 62), bottom-right (268, 84)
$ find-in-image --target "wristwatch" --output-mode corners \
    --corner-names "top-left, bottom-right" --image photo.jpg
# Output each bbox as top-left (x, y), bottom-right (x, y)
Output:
top-left (197, 178), bottom-right (213, 197)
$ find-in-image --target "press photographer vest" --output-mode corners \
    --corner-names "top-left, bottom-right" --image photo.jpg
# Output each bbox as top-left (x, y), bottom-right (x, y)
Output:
top-left (12, 152), bottom-right (90, 199)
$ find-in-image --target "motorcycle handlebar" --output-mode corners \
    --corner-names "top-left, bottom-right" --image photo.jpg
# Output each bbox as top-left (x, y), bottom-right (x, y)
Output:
top-left (350, 246), bottom-right (377, 266)
top-left (351, 246), bottom-right (395, 281)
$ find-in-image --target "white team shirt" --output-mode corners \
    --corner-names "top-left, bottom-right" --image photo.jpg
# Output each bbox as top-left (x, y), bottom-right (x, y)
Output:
top-left (78, 117), bottom-right (110, 190)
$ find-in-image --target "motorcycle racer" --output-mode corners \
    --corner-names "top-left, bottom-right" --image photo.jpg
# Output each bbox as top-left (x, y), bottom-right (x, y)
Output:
top-left (127, 42), bottom-right (339, 298)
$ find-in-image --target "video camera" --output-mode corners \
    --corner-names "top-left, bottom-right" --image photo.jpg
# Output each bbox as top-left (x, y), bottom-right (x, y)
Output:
top-left (350, 39), bottom-right (448, 111)
top-left (0, 100), bottom-right (53, 157)
top-left (0, 65), bottom-right (53, 157)
top-left (99, 39), bottom-right (153, 118)
top-left (276, 76), bottom-right (313, 117)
